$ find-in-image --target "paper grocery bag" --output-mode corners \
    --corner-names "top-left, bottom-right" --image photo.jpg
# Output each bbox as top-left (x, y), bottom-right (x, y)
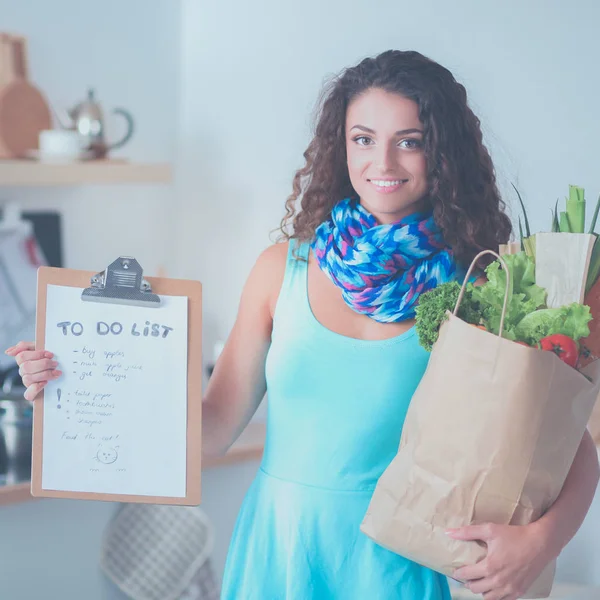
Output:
top-left (588, 391), bottom-right (600, 446)
top-left (360, 250), bottom-right (600, 599)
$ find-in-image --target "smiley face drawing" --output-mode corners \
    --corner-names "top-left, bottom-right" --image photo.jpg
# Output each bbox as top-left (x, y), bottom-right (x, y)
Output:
top-left (94, 445), bottom-right (119, 465)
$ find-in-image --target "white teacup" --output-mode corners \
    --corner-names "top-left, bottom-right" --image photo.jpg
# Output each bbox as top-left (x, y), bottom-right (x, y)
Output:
top-left (38, 129), bottom-right (84, 162)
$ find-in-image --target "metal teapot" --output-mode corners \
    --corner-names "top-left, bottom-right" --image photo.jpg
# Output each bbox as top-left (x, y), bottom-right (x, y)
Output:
top-left (57, 88), bottom-right (135, 159)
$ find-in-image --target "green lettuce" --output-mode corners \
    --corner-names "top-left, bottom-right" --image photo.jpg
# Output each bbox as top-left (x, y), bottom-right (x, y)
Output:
top-left (514, 303), bottom-right (592, 346)
top-left (470, 252), bottom-right (547, 340)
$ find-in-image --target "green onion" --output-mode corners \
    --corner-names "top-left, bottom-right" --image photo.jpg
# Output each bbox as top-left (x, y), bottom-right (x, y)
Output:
top-left (559, 211), bottom-right (572, 233)
top-left (552, 199), bottom-right (560, 232)
top-left (518, 217), bottom-right (525, 251)
top-left (512, 183), bottom-right (531, 237)
top-left (589, 192), bottom-right (600, 234)
top-left (566, 185), bottom-right (586, 233)
top-left (523, 234), bottom-right (536, 261)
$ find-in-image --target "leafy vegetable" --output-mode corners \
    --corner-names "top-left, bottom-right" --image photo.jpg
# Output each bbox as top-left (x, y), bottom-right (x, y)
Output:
top-left (470, 252), bottom-right (546, 339)
top-left (414, 281), bottom-right (481, 351)
top-left (514, 303), bottom-right (592, 346)
top-left (415, 251), bottom-right (593, 352)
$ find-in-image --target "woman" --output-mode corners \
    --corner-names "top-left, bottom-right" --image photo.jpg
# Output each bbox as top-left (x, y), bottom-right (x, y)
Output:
top-left (7, 50), bottom-right (599, 600)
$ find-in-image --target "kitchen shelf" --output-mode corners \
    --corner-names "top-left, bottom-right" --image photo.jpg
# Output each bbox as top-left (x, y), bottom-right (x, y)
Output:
top-left (0, 482), bottom-right (31, 506)
top-left (0, 421), bottom-right (266, 507)
top-left (0, 159), bottom-right (172, 186)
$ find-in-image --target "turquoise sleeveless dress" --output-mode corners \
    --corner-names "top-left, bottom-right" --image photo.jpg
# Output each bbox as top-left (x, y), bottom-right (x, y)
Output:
top-left (221, 240), bottom-right (451, 600)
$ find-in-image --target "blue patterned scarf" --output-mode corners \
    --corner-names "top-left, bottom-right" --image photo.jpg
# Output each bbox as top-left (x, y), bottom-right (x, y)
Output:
top-left (311, 197), bottom-right (462, 323)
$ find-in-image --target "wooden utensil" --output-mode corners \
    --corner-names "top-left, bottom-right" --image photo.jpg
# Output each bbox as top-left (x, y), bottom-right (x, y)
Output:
top-left (0, 33), bottom-right (51, 159)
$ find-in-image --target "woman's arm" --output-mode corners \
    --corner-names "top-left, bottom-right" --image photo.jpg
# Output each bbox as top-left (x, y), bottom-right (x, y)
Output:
top-left (202, 243), bottom-right (287, 457)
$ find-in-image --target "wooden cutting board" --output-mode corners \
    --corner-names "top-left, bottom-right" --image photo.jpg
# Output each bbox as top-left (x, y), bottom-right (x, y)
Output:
top-left (0, 33), bottom-right (51, 158)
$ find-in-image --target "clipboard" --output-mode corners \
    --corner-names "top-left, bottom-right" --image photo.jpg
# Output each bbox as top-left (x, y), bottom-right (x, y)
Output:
top-left (31, 256), bottom-right (202, 505)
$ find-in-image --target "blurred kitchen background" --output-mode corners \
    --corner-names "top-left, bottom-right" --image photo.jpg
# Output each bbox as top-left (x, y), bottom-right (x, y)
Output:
top-left (0, 0), bottom-right (599, 598)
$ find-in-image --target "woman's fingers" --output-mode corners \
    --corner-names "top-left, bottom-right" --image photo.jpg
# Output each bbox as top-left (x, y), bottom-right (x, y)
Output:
top-left (4, 341), bottom-right (62, 401)
top-left (24, 381), bottom-right (48, 402)
top-left (2, 341), bottom-right (60, 403)
top-left (5, 341), bottom-right (37, 356)
top-left (18, 355), bottom-right (58, 374)
top-left (21, 369), bottom-right (62, 388)
top-left (20, 357), bottom-right (62, 401)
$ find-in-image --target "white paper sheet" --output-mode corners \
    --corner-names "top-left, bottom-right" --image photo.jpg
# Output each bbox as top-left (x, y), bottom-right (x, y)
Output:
top-left (41, 285), bottom-right (188, 498)
top-left (535, 232), bottom-right (595, 308)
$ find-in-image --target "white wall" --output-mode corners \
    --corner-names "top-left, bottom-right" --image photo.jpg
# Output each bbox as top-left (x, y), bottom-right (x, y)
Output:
top-left (177, 0), bottom-right (600, 589)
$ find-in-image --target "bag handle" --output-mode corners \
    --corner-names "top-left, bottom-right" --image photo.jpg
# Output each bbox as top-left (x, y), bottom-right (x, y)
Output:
top-left (452, 249), bottom-right (511, 339)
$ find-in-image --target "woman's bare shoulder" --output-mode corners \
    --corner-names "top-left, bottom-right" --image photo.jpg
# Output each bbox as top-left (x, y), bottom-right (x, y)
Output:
top-left (254, 240), bottom-right (289, 277)
top-left (251, 241), bottom-right (289, 317)
top-left (259, 239), bottom-right (289, 263)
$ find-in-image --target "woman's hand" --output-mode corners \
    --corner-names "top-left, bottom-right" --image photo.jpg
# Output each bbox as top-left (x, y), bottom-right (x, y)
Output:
top-left (4, 341), bottom-right (61, 401)
top-left (447, 522), bottom-right (553, 600)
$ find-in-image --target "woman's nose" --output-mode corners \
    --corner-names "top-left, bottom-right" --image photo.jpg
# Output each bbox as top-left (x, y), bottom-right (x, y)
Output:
top-left (376, 144), bottom-right (396, 172)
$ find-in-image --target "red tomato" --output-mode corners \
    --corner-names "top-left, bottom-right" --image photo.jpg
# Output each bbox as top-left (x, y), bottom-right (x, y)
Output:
top-left (539, 334), bottom-right (579, 368)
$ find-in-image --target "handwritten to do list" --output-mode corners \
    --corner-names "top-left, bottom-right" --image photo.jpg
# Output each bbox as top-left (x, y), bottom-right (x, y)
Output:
top-left (41, 284), bottom-right (189, 497)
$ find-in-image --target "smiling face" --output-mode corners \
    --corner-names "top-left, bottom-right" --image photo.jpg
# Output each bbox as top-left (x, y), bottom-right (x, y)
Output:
top-left (96, 445), bottom-right (118, 464)
top-left (345, 87), bottom-right (429, 224)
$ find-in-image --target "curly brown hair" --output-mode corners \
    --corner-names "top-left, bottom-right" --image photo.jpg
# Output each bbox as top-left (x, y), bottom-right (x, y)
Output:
top-left (278, 49), bottom-right (512, 268)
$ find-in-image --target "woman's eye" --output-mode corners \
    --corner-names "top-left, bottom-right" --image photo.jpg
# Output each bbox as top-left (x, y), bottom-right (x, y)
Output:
top-left (399, 138), bottom-right (422, 149)
top-left (353, 136), bottom-right (373, 146)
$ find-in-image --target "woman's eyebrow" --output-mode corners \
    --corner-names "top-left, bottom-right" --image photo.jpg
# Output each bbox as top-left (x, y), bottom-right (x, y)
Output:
top-left (349, 125), bottom-right (424, 135)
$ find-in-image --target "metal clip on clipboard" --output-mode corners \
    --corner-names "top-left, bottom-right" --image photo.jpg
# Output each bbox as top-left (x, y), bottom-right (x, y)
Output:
top-left (81, 256), bottom-right (160, 307)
